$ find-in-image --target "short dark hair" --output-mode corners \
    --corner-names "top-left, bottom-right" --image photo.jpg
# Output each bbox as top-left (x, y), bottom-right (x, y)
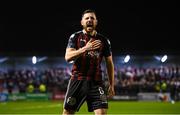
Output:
top-left (82, 9), bottom-right (96, 18)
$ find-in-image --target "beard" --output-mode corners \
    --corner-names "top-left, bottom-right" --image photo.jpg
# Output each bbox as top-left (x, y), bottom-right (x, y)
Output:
top-left (86, 27), bottom-right (94, 32)
top-left (83, 25), bottom-right (96, 33)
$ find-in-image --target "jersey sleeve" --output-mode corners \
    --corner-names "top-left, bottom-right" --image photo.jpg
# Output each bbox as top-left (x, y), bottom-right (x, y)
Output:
top-left (103, 38), bottom-right (112, 57)
top-left (66, 33), bottom-right (77, 49)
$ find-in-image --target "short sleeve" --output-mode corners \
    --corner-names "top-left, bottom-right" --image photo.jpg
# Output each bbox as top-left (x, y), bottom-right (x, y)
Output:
top-left (66, 34), bottom-right (77, 49)
top-left (103, 38), bottom-right (112, 57)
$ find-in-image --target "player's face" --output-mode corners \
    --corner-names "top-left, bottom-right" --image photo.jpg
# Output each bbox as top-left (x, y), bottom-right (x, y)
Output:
top-left (81, 13), bottom-right (97, 33)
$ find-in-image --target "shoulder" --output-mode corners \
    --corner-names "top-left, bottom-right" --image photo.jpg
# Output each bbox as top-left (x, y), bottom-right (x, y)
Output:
top-left (97, 33), bottom-right (111, 46)
top-left (69, 31), bottom-right (83, 39)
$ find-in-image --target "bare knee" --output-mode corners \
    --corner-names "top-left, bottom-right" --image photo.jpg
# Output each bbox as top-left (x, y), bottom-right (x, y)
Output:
top-left (62, 109), bottom-right (75, 115)
top-left (94, 108), bottom-right (107, 115)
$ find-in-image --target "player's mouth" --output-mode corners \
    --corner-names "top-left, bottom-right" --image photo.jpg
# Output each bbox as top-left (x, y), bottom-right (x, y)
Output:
top-left (86, 22), bottom-right (93, 27)
top-left (87, 24), bottom-right (93, 27)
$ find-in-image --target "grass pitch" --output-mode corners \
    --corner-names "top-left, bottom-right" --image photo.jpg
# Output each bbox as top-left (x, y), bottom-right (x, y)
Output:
top-left (0, 100), bottom-right (180, 114)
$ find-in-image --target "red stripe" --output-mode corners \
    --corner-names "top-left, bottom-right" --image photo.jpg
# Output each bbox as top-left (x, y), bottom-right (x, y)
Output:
top-left (78, 34), bottom-right (88, 79)
top-left (95, 45), bottom-right (103, 81)
top-left (87, 38), bottom-right (96, 78)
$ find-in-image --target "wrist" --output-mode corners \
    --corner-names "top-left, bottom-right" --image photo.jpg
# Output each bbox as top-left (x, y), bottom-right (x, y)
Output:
top-left (80, 47), bottom-right (87, 53)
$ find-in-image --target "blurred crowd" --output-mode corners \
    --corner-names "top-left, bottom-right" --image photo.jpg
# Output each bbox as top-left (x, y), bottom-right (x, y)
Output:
top-left (0, 65), bottom-right (179, 99)
top-left (113, 65), bottom-right (180, 95)
top-left (0, 67), bottom-right (70, 94)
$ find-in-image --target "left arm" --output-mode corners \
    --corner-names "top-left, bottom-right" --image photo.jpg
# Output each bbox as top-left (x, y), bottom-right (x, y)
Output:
top-left (105, 55), bottom-right (115, 97)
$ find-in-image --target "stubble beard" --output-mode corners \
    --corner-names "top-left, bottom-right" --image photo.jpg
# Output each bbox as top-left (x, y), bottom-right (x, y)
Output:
top-left (84, 26), bottom-right (96, 34)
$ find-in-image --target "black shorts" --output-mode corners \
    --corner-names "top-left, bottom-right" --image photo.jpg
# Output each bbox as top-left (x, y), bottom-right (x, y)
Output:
top-left (63, 79), bottom-right (108, 112)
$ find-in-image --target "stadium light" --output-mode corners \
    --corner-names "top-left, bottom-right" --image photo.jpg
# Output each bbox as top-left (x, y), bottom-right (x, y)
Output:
top-left (154, 55), bottom-right (168, 63)
top-left (154, 56), bottom-right (161, 61)
top-left (0, 57), bottom-right (8, 63)
top-left (124, 55), bottom-right (130, 63)
top-left (38, 56), bottom-right (47, 62)
top-left (161, 55), bottom-right (167, 63)
top-left (32, 56), bottom-right (37, 64)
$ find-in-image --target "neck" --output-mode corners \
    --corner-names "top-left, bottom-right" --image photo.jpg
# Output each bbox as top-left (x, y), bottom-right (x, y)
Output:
top-left (83, 30), bottom-right (97, 36)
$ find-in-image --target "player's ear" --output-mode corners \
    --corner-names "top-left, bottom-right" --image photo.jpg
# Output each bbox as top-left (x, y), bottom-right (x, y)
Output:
top-left (95, 19), bottom-right (98, 26)
top-left (81, 20), bottom-right (83, 26)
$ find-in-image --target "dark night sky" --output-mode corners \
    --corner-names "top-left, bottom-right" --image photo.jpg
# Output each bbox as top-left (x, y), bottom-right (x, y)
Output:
top-left (0, 0), bottom-right (178, 56)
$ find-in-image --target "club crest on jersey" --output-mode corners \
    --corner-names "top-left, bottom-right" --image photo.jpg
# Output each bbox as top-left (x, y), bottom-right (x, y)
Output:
top-left (80, 39), bottom-right (86, 47)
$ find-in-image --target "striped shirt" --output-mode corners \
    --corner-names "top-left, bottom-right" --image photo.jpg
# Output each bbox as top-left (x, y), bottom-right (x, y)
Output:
top-left (66, 31), bottom-right (112, 81)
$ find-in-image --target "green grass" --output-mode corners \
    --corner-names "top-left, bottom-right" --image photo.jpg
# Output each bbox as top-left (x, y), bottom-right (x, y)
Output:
top-left (0, 100), bottom-right (180, 114)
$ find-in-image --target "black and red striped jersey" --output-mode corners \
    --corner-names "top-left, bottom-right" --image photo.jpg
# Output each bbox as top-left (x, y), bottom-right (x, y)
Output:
top-left (66, 30), bottom-right (112, 81)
